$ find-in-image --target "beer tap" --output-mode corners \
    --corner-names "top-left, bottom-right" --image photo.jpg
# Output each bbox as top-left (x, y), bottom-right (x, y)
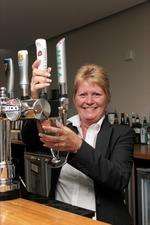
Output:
top-left (3, 58), bottom-right (15, 99)
top-left (17, 50), bottom-right (51, 121)
top-left (0, 50), bottom-right (51, 200)
top-left (18, 50), bottom-right (29, 100)
top-left (56, 37), bottom-right (69, 125)
top-left (35, 39), bottom-right (48, 99)
top-left (0, 58), bottom-right (19, 200)
top-left (46, 37), bottom-right (69, 168)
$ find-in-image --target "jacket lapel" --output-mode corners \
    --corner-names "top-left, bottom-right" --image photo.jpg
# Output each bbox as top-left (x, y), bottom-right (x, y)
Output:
top-left (95, 116), bottom-right (113, 158)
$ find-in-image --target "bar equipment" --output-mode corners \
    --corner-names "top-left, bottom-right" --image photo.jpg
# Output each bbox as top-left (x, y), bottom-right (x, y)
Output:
top-left (34, 37), bottom-right (69, 168)
top-left (56, 38), bottom-right (68, 125)
top-left (137, 168), bottom-right (150, 225)
top-left (0, 53), bottom-right (51, 200)
top-left (24, 152), bottom-right (52, 197)
top-left (18, 50), bottom-right (29, 99)
top-left (46, 37), bottom-right (69, 168)
top-left (17, 50), bottom-right (51, 120)
top-left (3, 58), bottom-right (15, 98)
top-left (35, 38), bottom-right (48, 99)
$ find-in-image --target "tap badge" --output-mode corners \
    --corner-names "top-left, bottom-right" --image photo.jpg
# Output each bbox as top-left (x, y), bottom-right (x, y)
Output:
top-left (37, 50), bottom-right (42, 57)
top-left (18, 52), bottom-right (24, 61)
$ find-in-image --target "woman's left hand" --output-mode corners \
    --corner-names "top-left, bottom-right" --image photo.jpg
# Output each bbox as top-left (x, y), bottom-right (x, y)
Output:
top-left (39, 120), bottom-right (82, 153)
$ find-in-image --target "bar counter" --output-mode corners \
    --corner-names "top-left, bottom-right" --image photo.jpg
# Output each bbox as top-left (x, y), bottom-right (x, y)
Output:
top-left (134, 144), bottom-right (150, 160)
top-left (0, 198), bottom-right (110, 225)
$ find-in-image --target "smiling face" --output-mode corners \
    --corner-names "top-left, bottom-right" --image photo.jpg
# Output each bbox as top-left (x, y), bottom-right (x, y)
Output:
top-left (74, 80), bottom-right (108, 127)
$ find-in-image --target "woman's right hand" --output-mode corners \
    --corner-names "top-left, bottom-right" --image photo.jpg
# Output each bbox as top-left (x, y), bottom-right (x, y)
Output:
top-left (31, 59), bottom-right (52, 99)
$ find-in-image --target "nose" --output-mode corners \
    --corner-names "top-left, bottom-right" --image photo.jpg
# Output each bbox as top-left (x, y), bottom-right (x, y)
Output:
top-left (85, 95), bottom-right (94, 104)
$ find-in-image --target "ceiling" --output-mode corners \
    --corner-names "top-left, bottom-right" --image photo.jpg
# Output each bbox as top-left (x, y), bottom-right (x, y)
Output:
top-left (0, 0), bottom-right (146, 56)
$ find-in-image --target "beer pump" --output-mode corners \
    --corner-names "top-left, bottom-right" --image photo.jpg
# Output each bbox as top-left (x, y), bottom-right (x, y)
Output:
top-left (0, 53), bottom-right (51, 200)
top-left (4, 58), bottom-right (15, 98)
top-left (0, 37), bottom-right (68, 200)
top-left (34, 37), bottom-right (69, 168)
top-left (46, 37), bottom-right (69, 168)
top-left (56, 38), bottom-right (69, 126)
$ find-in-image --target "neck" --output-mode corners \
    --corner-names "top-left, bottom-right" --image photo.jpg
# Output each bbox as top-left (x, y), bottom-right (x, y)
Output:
top-left (80, 120), bottom-right (93, 138)
top-left (80, 115), bottom-right (105, 138)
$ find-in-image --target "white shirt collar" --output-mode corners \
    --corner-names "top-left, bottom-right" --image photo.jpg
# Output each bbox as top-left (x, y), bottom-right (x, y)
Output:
top-left (68, 114), bottom-right (105, 130)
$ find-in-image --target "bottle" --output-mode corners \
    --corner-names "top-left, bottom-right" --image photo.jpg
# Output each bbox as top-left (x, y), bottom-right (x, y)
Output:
top-left (147, 127), bottom-right (150, 145)
top-left (146, 114), bottom-right (150, 145)
top-left (132, 114), bottom-right (142, 144)
top-left (125, 114), bottom-right (130, 126)
top-left (140, 117), bottom-right (147, 145)
top-left (131, 112), bottom-right (136, 127)
top-left (114, 111), bottom-right (119, 124)
top-left (108, 113), bottom-right (115, 124)
top-left (120, 112), bottom-right (126, 125)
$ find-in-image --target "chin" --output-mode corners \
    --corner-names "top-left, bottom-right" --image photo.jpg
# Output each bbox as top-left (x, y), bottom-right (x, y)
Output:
top-left (85, 117), bottom-right (98, 124)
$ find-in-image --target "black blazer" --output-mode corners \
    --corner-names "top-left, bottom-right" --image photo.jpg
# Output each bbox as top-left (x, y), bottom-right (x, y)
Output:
top-left (22, 116), bottom-right (134, 225)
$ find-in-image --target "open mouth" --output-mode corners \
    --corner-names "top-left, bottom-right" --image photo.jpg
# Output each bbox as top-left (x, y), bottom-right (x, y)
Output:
top-left (82, 106), bottom-right (97, 109)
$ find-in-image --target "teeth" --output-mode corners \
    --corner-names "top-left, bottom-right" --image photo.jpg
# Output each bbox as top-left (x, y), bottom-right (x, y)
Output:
top-left (83, 107), bottom-right (96, 109)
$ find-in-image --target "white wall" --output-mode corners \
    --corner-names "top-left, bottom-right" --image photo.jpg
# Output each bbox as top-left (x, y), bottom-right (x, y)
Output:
top-left (64, 2), bottom-right (150, 118)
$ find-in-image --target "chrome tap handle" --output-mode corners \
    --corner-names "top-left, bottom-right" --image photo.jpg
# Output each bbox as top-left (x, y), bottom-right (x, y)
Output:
top-left (56, 38), bottom-right (68, 125)
top-left (21, 98), bottom-right (51, 120)
top-left (1, 98), bottom-right (51, 121)
top-left (18, 50), bottom-right (29, 99)
top-left (58, 97), bottom-right (68, 125)
top-left (4, 58), bottom-right (14, 98)
top-left (35, 39), bottom-right (48, 99)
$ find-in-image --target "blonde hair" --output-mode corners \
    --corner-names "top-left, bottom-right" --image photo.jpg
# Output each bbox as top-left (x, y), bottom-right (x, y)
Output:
top-left (73, 64), bottom-right (111, 103)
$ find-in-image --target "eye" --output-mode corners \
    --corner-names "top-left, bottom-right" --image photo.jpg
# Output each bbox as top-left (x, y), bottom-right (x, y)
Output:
top-left (79, 93), bottom-right (86, 97)
top-left (92, 92), bottom-right (101, 97)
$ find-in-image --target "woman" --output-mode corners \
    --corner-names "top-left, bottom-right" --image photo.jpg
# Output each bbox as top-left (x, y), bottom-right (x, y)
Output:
top-left (22, 60), bottom-right (134, 225)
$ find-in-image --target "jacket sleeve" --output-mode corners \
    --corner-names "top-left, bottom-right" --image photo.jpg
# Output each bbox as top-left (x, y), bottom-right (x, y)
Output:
top-left (68, 125), bottom-right (134, 191)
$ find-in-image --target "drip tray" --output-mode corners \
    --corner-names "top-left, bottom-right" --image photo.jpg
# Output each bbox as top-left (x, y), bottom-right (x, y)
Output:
top-left (0, 189), bottom-right (20, 201)
top-left (22, 192), bottom-right (94, 218)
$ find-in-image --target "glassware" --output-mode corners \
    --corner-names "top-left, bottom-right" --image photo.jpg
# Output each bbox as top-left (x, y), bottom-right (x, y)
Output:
top-left (43, 117), bottom-right (69, 168)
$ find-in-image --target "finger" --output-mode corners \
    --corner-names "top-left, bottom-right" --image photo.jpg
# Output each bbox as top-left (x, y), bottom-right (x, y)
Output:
top-left (32, 75), bottom-right (52, 85)
top-left (43, 142), bottom-right (67, 150)
top-left (54, 142), bottom-right (66, 149)
top-left (39, 133), bottom-right (65, 142)
top-left (33, 83), bottom-right (51, 90)
top-left (40, 119), bottom-right (50, 126)
top-left (42, 126), bottom-right (64, 136)
top-left (33, 68), bottom-right (51, 78)
top-left (32, 59), bottom-right (41, 69)
top-left (47, 67), bottom-right (52, 73)
top-left (31, 76), bottom-right (52, 92)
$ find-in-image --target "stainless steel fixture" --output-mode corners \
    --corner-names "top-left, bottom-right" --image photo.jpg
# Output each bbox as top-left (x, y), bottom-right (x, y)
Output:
top-left (0, 54), bottom-right (50, 200)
